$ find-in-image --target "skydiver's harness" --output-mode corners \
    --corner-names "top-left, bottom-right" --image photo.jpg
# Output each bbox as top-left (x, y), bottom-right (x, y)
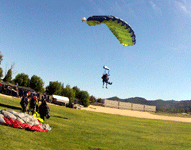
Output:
top-left (102, 74), bottom-right (109, 82)
top-left (20, 97), bottom-right (28, 106)
top-left (102, 66), bottom-right (111, 84)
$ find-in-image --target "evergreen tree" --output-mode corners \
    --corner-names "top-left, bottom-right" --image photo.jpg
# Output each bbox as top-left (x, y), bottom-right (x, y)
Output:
top-left (3, 67), bottom-right (12, 82)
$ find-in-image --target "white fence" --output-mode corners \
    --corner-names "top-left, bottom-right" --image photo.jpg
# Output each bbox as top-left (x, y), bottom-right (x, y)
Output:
top-left (118, 102), bottom-right (132, 110)
top-left (103, 100), bottom-right (156, 112)
top-left (104, 100), bottom-right (119, 108)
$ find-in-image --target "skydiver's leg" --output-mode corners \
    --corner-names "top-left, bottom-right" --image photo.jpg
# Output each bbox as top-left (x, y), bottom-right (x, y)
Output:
top-left (28, 107), bottom-right (31, 114)
top-left (102, 81), bottom-right (104, 88)
top-left (106, 78), bottom-right (112, 85)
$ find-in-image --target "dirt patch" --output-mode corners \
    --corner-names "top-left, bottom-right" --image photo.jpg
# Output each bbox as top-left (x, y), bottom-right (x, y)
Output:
top-left (81, 105), bottom-right (191, 123)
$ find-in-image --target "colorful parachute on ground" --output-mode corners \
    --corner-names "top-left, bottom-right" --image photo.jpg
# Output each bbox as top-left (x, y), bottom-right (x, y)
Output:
top-left (83, 15), bottom-right (136, 46)
top-left (0, 109), bottom-right (52, 132)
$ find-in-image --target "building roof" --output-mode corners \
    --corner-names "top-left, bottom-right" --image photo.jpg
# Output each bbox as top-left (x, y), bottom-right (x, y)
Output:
top-left (52, 95), bottom-right (69, 103)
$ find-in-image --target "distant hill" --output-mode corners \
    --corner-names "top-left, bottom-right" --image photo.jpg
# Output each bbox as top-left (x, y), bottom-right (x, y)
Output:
top-left (106, 97), bottom-right (191, 113)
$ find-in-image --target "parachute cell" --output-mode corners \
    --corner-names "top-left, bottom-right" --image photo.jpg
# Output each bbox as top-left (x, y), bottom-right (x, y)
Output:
top-left (86, 15), bottom-right (136, 46)
top-left (103, 66), bottom-right (110, 70)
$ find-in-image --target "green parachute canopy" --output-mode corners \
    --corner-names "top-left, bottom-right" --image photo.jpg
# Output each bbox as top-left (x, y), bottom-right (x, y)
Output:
top-left (84, 15), bottom-right (136, 47)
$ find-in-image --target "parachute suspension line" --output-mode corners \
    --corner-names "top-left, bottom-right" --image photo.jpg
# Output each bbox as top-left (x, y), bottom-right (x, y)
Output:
top-left (103, 69), bottom-right (110, 75)
top-left (108, 70), bottom-right (110, 75)
top-left (103, 65), bottom-right (110, 75)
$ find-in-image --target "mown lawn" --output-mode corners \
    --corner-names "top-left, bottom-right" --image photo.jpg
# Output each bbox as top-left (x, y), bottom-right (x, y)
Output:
top-left (0, 94), bottom-right (191, 150)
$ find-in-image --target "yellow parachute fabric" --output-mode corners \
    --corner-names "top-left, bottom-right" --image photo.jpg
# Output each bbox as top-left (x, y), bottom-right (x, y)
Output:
top-left (33, 112), bottom-right (44, 122)
top-left (86, 16), bottom-right (136, 47)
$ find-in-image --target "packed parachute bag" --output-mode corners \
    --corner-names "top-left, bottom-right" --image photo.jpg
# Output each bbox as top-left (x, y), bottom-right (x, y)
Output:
top-left (0, 109), bottom-right (52, 132)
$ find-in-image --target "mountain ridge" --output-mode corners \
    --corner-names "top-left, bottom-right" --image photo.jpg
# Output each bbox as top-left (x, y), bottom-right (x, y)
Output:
top-left (106, 96), bottom-right (191, 112)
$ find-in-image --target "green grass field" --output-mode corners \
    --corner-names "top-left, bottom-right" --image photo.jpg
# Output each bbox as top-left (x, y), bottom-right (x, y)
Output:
top-left (0, 95), bottom-right (191, 150)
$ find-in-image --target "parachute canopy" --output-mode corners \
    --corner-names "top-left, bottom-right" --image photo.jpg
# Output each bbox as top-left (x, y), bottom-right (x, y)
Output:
top-left (0, 109), bottom-right (52, 132)
top-left (103, 66), bottom-right (110, 70)
top-left (103, 66), bottom-right (110, 75)
top-left (85, 15), bottom-right (136, 46)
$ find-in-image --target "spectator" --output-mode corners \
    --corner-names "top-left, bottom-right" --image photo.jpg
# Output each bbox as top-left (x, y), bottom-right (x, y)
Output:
top-left (28, 93), bottom-right (37, 115)
top-left (20, 93), bottom-right (28, 113)
top-left (39, 96), bottom-right (50, 120)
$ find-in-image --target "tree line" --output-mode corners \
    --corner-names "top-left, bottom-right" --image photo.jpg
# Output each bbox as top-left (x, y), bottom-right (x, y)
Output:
top-left (0, 52), bottom-right (97, 107)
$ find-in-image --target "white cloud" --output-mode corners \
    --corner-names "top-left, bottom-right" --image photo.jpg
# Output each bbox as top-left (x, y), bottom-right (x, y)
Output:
top-left (175, 0), bottom-right (191, 16)
top-left (149, 0), bottom-right (162, 15)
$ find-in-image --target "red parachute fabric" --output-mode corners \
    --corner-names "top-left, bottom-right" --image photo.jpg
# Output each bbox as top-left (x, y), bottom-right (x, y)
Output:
top-left (3, 117), bottom-right (48, 132)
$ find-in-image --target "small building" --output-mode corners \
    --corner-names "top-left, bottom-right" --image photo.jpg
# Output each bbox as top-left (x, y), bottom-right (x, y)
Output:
top-left (0, 81), bottom-right (35, 97)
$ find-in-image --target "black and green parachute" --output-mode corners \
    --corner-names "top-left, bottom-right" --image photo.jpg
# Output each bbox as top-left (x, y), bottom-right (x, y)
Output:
top-left (82, 15), bottom-right (136, 46)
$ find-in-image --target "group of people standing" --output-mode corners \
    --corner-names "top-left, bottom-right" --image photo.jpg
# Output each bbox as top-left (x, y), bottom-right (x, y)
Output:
top-left (20, 92), bottom-right (50, 120)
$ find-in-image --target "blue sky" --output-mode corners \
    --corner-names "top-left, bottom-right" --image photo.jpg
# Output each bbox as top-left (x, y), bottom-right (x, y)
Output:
top-left (1, 0), bottom-right (191, 100)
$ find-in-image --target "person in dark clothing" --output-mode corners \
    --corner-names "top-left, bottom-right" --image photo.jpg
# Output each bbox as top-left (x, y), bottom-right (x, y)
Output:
top-left (20, 93), bottom-right (28, 113)
top-left (39, 96), bottom-right (50, 120)
top-left (102, 73), bottom-right (112, 88)
top-left (29, 93), bottom-right (37, 115)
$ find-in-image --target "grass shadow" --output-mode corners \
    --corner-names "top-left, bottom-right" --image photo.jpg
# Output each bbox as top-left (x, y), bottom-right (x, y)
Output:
top-left (0, 103), bottom-right (21, 111)
top-left (52, 115), bottom-right (68, 119)
top-left (88, 147), bottom-right (102, 150)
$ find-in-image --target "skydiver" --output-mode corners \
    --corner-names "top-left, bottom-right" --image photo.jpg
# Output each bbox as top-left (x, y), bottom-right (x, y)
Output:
top-left (39, 96), bottom-right (50, 120)
top-left (20, 93), bottom-right (29, 113)
top-left (28, 93), bottom-right (37, 115)
top-left (102, 73), bottom-right (112, 89)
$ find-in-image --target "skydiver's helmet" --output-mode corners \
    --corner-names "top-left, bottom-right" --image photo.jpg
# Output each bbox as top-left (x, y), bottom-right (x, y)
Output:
top-left (32, 92), bottom-right (37, 98)
top-left (82, 17), bottom-right (86, 22)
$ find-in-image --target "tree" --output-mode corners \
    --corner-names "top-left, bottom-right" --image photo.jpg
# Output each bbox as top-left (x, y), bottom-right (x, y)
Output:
top-left (46, 81), bottom-right (63, 95)
top-left (3, 65), bottom-right (13, 82)
top-left (97, 98), bottom-right (103, 103)
top-left (30, 75), bottom-right (44, 92)
top-left (65, 84), bottom-right (70, 88)
top-left (89, 95), bottom-right (96, 103)
top-left (76, 91), bottom-right (90, 107)
top-left (14, 73), bottom-right (30, 87)
top-left (0, 51), bottom-right (3, 65)
top-left (0, 67), bottom-right (3, 80)
top-left (72, 86), bottom-right (80, 96)
top-left (61, 87), bottom-right (75, 104)
top-left (0, 52), bottom-right (3, 80)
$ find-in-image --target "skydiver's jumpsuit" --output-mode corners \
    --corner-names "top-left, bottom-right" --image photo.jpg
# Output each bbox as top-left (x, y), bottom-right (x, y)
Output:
top-left (29, 96), bottom-right (37, 115)
top-left (102, 74), bottom-right (112, 88)
top-left (39, 99), bottom-right (50, 120)
top-left (20, 96), bottom-right (28, 113)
